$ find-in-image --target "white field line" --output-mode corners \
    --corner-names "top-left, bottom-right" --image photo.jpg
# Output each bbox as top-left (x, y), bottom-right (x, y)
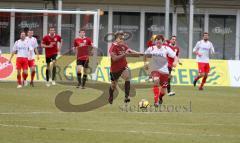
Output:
top-left (1, 119), bottom-right (240, 127)
top-left (1, 111), bottom-right (240, 115)
top-left (1, 123), bottom-right (240, 138)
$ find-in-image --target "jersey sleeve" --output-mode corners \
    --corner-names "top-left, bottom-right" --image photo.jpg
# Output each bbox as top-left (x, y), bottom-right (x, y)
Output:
top-left (109, 44), bottom-right (117, 55)
top-left (87, 38), bottom-right (93, 47)
top-left (73, 39), bottom-right (78, 47)
top-left (33, 38), bottom-right (38, 48)
top-left (57, 35), bottom-right (62, 42)
top-left (176, 47), bottom-right (180, 56)
top-left (193, 41), bottom-right (200, 53)
top-left (42, 36), bottom-right (47, 44)
top-left (210, 42), bottom-right (215, 54)
top-left (166, 46), bottom-right (176, 58)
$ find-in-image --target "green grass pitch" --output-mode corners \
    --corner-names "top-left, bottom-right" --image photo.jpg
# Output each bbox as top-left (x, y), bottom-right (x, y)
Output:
top-left (0, 82), bottom-right (239, 143)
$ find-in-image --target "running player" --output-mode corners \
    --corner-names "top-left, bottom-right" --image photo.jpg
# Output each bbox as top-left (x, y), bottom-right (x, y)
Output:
top-left (9, 31), bottom-right (32, 88)
top-left (193, 32), bottom-right (215, 90)
top-left (167, 36), bottom-right (180, 96)
top-left (144, 35), bottom-right (178, 107)
top-left (73, 29), bottom-right (93, 89)
top-left (26, 30), bottom-right (39, 87)
top-left (41, 27), bottom-right (62, 87)
top-left (108, 31), bottom-right (142, 104)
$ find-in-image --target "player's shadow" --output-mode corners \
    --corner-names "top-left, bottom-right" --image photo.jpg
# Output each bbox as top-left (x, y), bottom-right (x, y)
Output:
top-left (55, 49), bottom-right (152, 112)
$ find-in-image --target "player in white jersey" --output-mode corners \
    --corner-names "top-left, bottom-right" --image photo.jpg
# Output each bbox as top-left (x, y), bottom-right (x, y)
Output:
top-left (26, 30), bottom-right (39, 87)
top-left (144, 36), bottom-right (178, 107)
top-left (9, 31), bottom-right (33, 88)
top-left (193, 32), bottom-right (215, 90)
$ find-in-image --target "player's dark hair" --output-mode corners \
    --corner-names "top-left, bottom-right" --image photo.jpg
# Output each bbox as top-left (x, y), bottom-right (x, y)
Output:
top-left (20, 30), bottom-right (26, 35)
top-left (79, 28), bottom-right (86, 32)
top-left (49, 27), bottom-right (55, 30)
top-left (203, 32), bottom-right (208, 35)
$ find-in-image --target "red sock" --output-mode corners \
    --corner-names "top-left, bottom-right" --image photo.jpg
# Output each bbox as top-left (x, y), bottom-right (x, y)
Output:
top-left (31, 71), bottom-right (35, 82)
top-left (200, 76), bottom-right (207, 88)
top-left (153, 85), bottom-right (160, 103)
top-left (159, 92), bottom-right (165, 99)
top-left (23, 73), bottom-right (28, 81)
top-left (194, 76), bottom-right (201, 82)
top-left (17, 74), bottom-right (21, 85)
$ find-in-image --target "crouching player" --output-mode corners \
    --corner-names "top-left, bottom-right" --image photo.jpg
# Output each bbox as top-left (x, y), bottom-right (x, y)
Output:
top-left (144, 36), bottom-right (178, 107)
top-left (108, 31), bottom-right (143, 104)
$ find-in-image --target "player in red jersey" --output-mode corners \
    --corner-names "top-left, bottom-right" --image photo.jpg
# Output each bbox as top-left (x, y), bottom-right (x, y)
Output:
top-left (73, 29), bottom-right (93, 89)
top-left (9, 31), bottom-right (32, 88)
top-left (41, 27), bottom-right (62, 87)
top-left (108, 31), bottom-right (142, 104)
top-left (26, 30), bottom-right (39, 87)
top-left (167, 36), bottom-right (180, 96)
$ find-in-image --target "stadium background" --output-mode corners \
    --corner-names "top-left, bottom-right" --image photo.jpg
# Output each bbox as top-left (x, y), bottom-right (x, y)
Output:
top-left (0, 0), bottom-right (240, 86)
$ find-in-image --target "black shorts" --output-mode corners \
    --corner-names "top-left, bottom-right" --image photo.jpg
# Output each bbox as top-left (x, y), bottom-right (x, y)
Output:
top-left (46, 54), bottom-right (58, 64)
top-left (110, 68), bottom-right (126, 81)
top-left (77, 60), bottom-right (89, 68)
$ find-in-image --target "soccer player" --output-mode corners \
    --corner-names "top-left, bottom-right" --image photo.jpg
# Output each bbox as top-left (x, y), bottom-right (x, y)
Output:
top-left (26, 30), bottom-right (39, 87)
top-left (167, 36), bottom-right (180, 96)
top-left (73, 29), bottom-right (93, 89)
top-left (144, 35), bottom-right (178, 107)
top-left (108, 31), bottom-right (142, 104)
top-left (193, 32), bottom-right (215, 90)
top-left (9, 31), bottom-right (32, 88)
top-left (41, 27), bottom-right (62, 87)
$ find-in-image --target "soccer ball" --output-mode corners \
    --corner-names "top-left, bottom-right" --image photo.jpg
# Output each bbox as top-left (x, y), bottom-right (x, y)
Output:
top-left (138, 99), bottom-right (150, 109)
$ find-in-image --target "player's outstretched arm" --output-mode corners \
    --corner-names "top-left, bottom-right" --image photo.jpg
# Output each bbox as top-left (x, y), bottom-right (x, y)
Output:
top-left (125, 49), bottom-right (144, 57)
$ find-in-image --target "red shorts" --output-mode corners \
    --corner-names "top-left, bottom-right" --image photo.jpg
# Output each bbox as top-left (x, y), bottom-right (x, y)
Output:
top-left (198, 62), bottom-right (210, 73)
top-left (150, 71), bottom-right (169, 88)
top-left (28, 59), bottom-right (36, 68)
top-left (16, 57), bottom-right (28, 70)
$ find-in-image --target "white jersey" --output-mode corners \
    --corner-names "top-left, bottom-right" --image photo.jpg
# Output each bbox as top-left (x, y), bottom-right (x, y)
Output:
top-left (12, 39), bottom-right (33, 58)
top-left (193, 40), bottom-right (215, 63)
top-left (26, 36), bottom-right (38, 60)
top-left (145, 45), bottom-right (176, 74)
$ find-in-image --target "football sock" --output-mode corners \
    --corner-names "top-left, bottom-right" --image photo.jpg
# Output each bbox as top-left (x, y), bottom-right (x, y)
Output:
top-left (77, 73), bottom-right (82, 84)
top-left (52, 66), bottom-right (56, 81)
top-left (46, 69), bottom-right (49, 82)
top-left (17, 74), bottom-right (21, 85)
top-left (109, 86), bottom-right (114, 97)
top-left (153, 85), bottom-right (160, 103)
top-left (125, 81), bottom-right (130, 98)
top-left (200, 76), bottom-right (208, 88)
top-left (167, 77), bottom-right (171, 93)
top-left (82, 74), bottom-right (87, 87)
top-left (22, 72), bottom-right (28, 81)
top-left (31, 71), bottom-right (35, 82)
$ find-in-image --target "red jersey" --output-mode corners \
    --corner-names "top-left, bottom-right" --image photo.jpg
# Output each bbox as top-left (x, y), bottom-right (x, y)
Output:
top-left (167, 44), bottom-right (180, 67)
top-left (42, 34), bottom-right (62, 58)
top-left (74, 37), bottom-right (92, 60)
top-left (109, 42), bottom-right (129, 73)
